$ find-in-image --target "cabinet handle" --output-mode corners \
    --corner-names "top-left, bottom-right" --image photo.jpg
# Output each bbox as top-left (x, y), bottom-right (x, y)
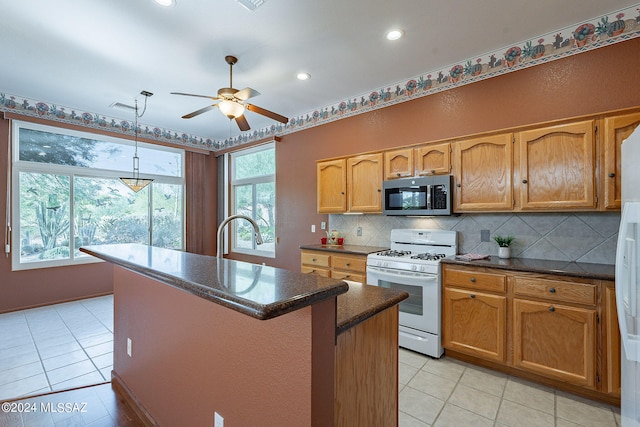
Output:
top-left (522, 179), bottom-right (528, 184)
top-left (311, 258), bottom-right (316, 262)
top-left (311, 269), bottom-right (315, 273)
top-left (470, 277), bottom-right (476, 282)
top-left (377, 189), bottom-right (381, 192)
top-left (341, 192), bottom-right (345, 195)
top-left (457, 183), bottom-right (461, 187)
top-left (470, 294), bottom-right (476, 299)
top-left (345, 263), bottom-right (350, 266)
top-left (431, 169), bottom-right (436, 174)
top-left (549, 306), bottom-right (555, 312)
top-left (345, 274), bottom-right (350, 278)
top-left (608, 172), bottom-right (615, 178)
top-left (396, 172), bottom-right (401, 177)
top-left (549, 287), bottom-right (556, 293)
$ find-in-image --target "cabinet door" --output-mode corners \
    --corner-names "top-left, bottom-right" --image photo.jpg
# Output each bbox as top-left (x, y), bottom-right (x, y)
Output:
top-left (384, 148), bottom-right (414, 179)
top-left (513, 298), bottom-right (596, 387)
top-left (452, 134), bottom-right (513, 211)
top-left (443, 287), bottom-right (506, 363)
top-left (317, 159), bottom-right (347, 213)
top-left (347, 153), bottom-right (383, 213)
top-left (603, 112), bottom-right (640, 209)
top-left (416, 143), bottom-right (450, 175)
top-left (517, 121), bottom-right (596, 210)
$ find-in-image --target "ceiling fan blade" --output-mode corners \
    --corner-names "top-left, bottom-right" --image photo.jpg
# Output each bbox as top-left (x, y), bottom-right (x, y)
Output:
top-left (171, 92), bottom-right (219, 101)
top-left (182, 104), bottom-right (218, 119)
top-left (234, 87), bottom-right (261, 101)
top-left (246, 104), bottom-right (288, 124)
top-left (235, 114), bottom-right (251, 131)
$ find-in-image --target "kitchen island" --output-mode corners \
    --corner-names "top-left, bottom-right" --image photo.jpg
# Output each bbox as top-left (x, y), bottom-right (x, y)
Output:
top-left (80, 244), bottom-right (407, 427)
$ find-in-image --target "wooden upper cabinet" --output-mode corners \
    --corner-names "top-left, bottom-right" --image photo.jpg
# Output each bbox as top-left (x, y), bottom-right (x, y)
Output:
top-left (384, 148), bottom-right (414, 179)
top-left (347, 153), bottom-right (383, 213)
top-left (517, 120), bottom-right (596, 210)
top-left (416, 143), bottom-right (451, 176)
top-left (453, 133), bottom-right (513, 211)
top-left (317, 159), bottom-right (347, 213)
top-left (603, 112), bottom-right (640, 209)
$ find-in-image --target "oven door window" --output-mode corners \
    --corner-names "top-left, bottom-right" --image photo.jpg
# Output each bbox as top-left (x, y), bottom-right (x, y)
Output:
top-left (378, 279), bottom-right (423, 316)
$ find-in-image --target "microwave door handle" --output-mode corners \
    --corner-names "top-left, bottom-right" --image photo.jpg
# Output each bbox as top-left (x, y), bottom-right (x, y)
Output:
top-left (426, 184), bottom-right (432, 210)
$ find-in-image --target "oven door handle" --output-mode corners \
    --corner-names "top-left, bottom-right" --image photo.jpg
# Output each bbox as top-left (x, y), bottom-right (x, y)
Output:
top-left (367, 266), bottom-right (438, 280)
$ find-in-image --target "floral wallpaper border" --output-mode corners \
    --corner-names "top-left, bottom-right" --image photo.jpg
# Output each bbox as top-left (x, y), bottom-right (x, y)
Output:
top-left (1, 4), bottom-right (639, 152)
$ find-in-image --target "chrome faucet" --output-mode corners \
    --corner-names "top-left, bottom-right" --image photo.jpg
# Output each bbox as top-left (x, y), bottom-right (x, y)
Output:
top-left (216, 214), bottom-right (264, 258)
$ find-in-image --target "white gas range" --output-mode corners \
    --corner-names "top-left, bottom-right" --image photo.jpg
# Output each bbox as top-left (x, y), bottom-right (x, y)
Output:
top-left (366, 229), bottom-right (457, 357)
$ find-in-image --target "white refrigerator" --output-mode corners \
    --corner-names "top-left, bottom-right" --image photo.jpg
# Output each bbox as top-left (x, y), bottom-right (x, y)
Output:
top-left (617, 125), bottom-right (640, 426)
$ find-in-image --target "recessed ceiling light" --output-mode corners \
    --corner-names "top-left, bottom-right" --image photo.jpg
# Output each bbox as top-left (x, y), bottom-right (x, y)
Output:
top-left (297, 72), bottom-right (311, 81)
top-left (153, 0), bottom-right (176, 7)
top-left (386, 29), bottom-right (404, 41)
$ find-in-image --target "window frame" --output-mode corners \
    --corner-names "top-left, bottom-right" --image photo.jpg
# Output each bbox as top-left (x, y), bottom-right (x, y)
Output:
top-left (11, 120), bottom-right (186, 271)
top-left (228, 142), bottom-right (276, 258)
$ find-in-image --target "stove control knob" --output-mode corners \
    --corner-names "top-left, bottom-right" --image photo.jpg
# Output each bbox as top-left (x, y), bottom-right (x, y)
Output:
top-left (420, 266), bottom-right (425, 272)
top-left (411, 265), bottom-right (417, 271)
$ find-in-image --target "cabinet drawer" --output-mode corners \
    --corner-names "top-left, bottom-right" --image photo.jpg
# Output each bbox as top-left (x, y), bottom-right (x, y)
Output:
top-left (332, 270), bottom-right (365, 283)
top-left (514, 277), bottom-right (596, 306)
top-left (332, 255), bottom-right (366, 273)
top-left (444, 268), bottom-right (506, 293)
top-left (301, 265), bottom-right (331, 277)
top-left (301, 252), bottom-right (331, 268)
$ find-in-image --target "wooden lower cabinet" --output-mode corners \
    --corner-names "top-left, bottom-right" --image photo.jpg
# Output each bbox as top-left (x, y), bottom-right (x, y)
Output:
top-left (513, 298), bottom-right (596, 387)
top-left (301, 249), bottom-right (367, 283)
top-left (443, 287), bottom-right (506, 363)
top-left (442, 264), bottom-right (620, 404)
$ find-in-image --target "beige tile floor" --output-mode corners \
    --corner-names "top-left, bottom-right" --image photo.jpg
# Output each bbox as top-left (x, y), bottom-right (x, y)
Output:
top-left (398, 348), bottom-right (621, 427)
top-left (0, 295), bottom-right (113, 402)
top-left (1, 296), bottom-right (622, 427)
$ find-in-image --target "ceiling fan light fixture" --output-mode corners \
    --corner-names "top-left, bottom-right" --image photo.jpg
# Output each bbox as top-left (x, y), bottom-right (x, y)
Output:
top-left (218, 100), bottom-right (245, 119)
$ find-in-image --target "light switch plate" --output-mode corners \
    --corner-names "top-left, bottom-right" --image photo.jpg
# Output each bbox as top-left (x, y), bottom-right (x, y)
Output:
top-left (214, 412), bottom-right (224, 427)
top-left (480, 229), bottom-right (490, 242)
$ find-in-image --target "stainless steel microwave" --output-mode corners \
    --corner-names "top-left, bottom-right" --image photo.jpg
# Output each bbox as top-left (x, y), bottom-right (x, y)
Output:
top-left (383, 175), bottom-right (452, 216)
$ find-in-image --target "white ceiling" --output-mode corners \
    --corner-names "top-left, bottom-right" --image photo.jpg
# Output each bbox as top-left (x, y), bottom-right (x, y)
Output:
top-left (1, 0), bottom-right (637, 143)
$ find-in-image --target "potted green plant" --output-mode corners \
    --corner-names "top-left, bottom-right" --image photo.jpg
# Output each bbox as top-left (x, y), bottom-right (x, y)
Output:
top-left (493, 235), bottom-right (515, 259)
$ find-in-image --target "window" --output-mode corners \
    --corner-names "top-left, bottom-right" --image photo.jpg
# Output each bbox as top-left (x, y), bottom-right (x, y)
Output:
top-left (229, 143), bottom-right (275, 257)
top-left (11, 121), bottom-right (184, 270)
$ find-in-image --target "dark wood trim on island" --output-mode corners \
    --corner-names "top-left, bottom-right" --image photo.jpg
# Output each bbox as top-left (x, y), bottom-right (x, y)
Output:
top-left (80, 244), bottom-right (407, 426)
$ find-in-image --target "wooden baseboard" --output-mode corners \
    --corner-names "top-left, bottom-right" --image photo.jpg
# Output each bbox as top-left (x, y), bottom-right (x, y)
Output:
top-left (111, 372), bottom-right (158, 427)
top-left (445, 349), bottom-right (621, 407)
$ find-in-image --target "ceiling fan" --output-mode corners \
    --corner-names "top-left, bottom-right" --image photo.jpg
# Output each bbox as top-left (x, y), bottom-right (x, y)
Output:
top-left (171, 55), bottom-right (288, 132)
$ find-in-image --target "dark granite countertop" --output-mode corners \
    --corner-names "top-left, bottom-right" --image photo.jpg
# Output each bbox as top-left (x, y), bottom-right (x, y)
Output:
top-left (300, 244), bottom-right (388, 255)
top-left (336, 281), bottom-right (408, 335)
top-left (81, 244), bottom-right (349, 321)
top-left (441, 256), bottom-right (615, 281)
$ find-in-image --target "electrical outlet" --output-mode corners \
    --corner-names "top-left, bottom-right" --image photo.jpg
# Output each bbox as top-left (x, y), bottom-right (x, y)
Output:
top-left (480, 229), bottom-right (490, 242)
top-left (127, 338), bottom-right (132, 357)
top-left (311, 224), bottom-right (316, 233)
top-left (357, 227), bottom-right (362, 236)
top-left (214, 412), bottom-right (224, 427)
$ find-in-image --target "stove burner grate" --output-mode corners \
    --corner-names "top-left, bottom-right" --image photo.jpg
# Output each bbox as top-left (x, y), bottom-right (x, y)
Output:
top-left (410, 253), bottom-right (447, 261)
top-left (376, 250), bottom-right (412, 257)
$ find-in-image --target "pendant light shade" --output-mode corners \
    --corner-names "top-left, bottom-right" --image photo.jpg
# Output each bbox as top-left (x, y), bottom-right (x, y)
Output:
top-left (119, 93), bottom-right (154, 192)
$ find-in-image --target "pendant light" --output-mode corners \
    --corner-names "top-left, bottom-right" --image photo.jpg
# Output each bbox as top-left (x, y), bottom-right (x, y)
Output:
top-left (119, 92), bottom-right (154, 192)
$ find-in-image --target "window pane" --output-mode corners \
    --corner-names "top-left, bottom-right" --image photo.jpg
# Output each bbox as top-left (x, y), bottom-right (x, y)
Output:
top-left (74, 177), bottom-right (150, 257)
top-left (152, 183), bottom-right (183, 249)
top-left (255, 182), bottom-right (276, 253)
top-left (19, 172), bottom-right (71, 263)
top-left (232, 147), bottom-right (275, 180)
top-left (234, 185), bottom-right (254, 250)
top-left (19, 128), bottom-right (182, 177)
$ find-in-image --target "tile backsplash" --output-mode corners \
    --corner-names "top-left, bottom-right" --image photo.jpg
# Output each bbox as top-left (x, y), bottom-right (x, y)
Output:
top-left (329, 212), bottom-right (620, 265)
